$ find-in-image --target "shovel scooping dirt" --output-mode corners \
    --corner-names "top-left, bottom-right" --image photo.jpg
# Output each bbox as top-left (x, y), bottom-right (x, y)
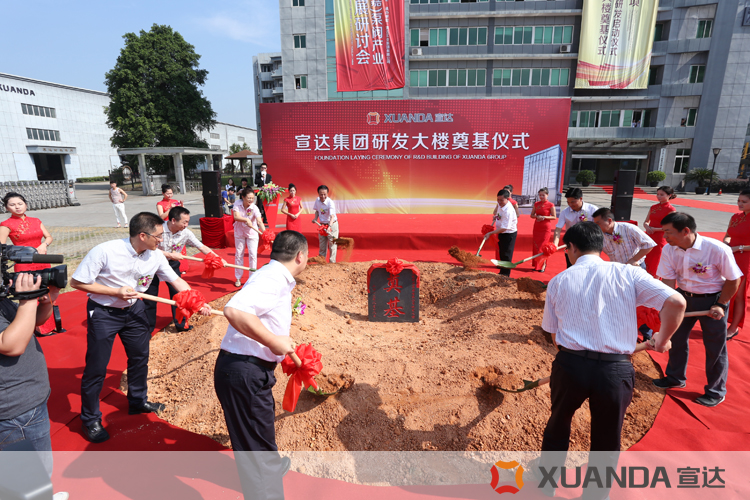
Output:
top-left (448, 245), bottom-right (490, 269)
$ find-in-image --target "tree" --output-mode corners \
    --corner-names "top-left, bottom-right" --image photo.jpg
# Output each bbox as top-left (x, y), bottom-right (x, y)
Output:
top-left (228, 142), bottom-right (250, 173)
top-left (104, 24), bottom-right (216, 176)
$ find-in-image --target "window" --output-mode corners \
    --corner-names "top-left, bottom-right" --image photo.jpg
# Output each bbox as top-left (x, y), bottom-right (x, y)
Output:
top-left (410, 69), bottom-right (486, 87)
top-left (210, 145), bottom-right (220, 150)
top-left (696, 19), bottom-right (713, 39)
top-left (21, 104), bottom-right (56, 118)
top-left (294, 34), bottom-right (307, 49)
top-left (292, 0), bottom-right (305, 5)
top-left (295, 75), bottom-right (308, 89)
top-left (261, 64), bottom-right (272, 72)
top-left (686, 108), bottom-right (698, 127)
top-left (648, 66), bottom-right (662, 86)
top-left (689, 65), bottom-right (706, 84)
top-left (569, 110), bottom-right (652, 128)
top-left (429, 27), bottom-right (487, 46)
top-left (495, 25), bottom-right (573, 45)
top-left (238, 136), bottom-right (245, 142)
top-left (653, 23), bottom-right (664, 42)
top-left (25, 128), bottom-right (60, 142)
top-left (210, 133), bottom-right (220, 139)
top-left (492, 68), bottom-right (569, 87)
top-left (411, 28), bottom-right (420, 46)
top-left (673, 149), bottom-right (691, 174)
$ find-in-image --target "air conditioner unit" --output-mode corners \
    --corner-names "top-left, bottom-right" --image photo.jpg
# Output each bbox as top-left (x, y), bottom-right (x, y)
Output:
top-left (560, 44), bottom-right (572, 53)
top-left (411, 48), bottom-right (422, 56)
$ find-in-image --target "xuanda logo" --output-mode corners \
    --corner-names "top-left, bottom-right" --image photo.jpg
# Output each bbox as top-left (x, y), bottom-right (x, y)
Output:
top-left (367, 112), bottom-right (380, 125)
top-left (490, 460), bottom-right (524, 495)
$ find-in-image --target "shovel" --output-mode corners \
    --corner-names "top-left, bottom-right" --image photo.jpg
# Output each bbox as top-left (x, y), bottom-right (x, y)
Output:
top-left (476, 238), bottom-right (488, 257)
top-left (491, 245), bottom-right (566, 269)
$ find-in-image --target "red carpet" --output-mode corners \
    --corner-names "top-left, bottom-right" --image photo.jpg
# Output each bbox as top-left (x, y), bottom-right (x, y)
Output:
top-left (592, 185), bottom-right (739, 214)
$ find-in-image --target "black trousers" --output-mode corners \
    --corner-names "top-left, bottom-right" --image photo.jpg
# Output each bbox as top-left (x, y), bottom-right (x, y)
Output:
top-left (81, 299), bottom-right (151, 425)
top-left (256, 196), bottom-right (267, 223)
top-left (497, 232), bottom-right (517, 277)
top-left (143, 260), bottom-right (186, 332)
top-left (214, 351), bottom-right (285, 500)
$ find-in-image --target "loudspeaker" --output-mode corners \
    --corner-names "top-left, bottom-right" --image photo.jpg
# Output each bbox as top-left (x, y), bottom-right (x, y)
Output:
top-left (201, 170), bottom-right (222, 197)
top-left (611, 169), bottom-right (637, 221)
top-left (204, 195), bottom-right (223, 218)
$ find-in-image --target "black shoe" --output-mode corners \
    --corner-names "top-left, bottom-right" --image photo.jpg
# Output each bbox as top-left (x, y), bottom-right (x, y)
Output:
top-left (175, 325), bottom-right (193, 332)
top-left (128, 401), bottom-right (166, 415)
top-left (652, 378), bottom-right (686, 389)
top-left (81, 421), bottom-right (110, 443)
top-left (695, 394), bottom-right (725, 407)
top-left (727, 329), bottom-right (740, 340)
top-left (281, 456), bottom-right (291, 477)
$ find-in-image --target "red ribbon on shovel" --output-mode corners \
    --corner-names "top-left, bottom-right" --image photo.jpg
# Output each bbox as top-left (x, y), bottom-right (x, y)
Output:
top-left (201, 253), bottom-right (224, 279)
top-left (173, 289), bottom-right (208, 327)
top-left (281, 344), bottom-right (322, 412)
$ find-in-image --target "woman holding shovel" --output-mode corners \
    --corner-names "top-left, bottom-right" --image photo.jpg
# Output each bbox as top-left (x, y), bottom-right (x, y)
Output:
top-left (529, 187), bottom-right (556, 272)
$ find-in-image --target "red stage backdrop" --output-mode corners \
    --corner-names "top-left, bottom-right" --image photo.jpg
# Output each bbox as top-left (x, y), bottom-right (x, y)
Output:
top-left (334, 0), bottom-right (405, 91)
top-left (260, 99), bottom-right (571, 214)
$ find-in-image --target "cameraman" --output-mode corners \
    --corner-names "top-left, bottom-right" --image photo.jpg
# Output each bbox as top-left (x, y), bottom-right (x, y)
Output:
top-left (0, 273), bottom-right (68, 500)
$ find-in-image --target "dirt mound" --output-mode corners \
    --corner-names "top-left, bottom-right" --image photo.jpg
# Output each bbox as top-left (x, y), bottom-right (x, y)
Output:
top-left (447, 246), bottom-right (489, 269)
top-left (308, 255), bottom-right (327, 264)
top-left (516, 277), bottom-right (547, 296)
top-left (146, 261), bottom-right (665, 451)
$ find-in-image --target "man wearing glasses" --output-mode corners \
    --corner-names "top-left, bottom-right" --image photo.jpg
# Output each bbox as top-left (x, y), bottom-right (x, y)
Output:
top-left (71, 212), bottom-right (210, 443)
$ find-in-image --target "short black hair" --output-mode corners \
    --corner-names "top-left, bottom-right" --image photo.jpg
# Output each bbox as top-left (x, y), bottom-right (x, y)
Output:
top-left (239, 187), bottom-right (255, 199)
top-left (260, 163), bottom-right (268, 168)
top-left (538, 187), bottom-right (549, 194)
top-left (318, 185), bottom-right (329, 193)
top-left (110, 180), bottom-right (117, 185)
top-left (228, 187), bottom-right (235, 192)
top-left (565, 187), bottom-right (583, 200)
top-left (270, 230), bottom-right (308, 262)
top-left (161, 183), bottom-right (173, 194)
top-left (739, 188), bottom-right (750, 198)
top-left (563, 221), bottom-right (603, 253)
top-left (497, 189), bottom-right (510, 198)
top-left (657, 186), bottom-right (676, 199)
top-left (662, 212), bottom-right (696, 233)
top-left (2, 192), bottom-right (28, 208)
top-left (241, 178), bottom-right (248, 183)
top-left (168, 206), bottom-right (190, 222)
top-left (592, 207), bottom-right (614, 220)
top-left (503, 184), bottom-right (514, 192)
top-left (130, 212), bottom-right (164, 238)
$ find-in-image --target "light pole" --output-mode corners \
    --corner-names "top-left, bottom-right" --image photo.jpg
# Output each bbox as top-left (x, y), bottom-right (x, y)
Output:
top-left (707, 148), bottom-right (721, 195)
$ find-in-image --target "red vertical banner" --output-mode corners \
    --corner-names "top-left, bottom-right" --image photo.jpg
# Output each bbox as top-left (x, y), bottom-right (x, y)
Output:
top-left (334, 0), bottom-right (405, 92)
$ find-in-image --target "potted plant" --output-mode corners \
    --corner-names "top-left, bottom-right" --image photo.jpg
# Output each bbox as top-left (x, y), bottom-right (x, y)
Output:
top-left (685, 168), bottom-right (719, 194)
top-left (575, 170), bottom-right (596, 187)
top-left (646, 170), bottom-right (667, 187)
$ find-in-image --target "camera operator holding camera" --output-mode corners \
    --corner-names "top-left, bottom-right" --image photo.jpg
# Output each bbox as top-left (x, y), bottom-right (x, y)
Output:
top-left (0, 273), bottom-right (69, 500)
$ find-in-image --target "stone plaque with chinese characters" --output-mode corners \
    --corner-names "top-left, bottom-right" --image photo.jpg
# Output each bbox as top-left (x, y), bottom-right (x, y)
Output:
top-left (367, 266), bottom-right (419, 323)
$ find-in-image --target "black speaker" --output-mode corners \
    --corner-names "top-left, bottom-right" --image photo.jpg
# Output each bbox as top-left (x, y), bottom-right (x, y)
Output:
top-left (611, 169), bottom-right (637, 221)
top-left (204, 195), bottom-right (223, 218)
top-left (201, 170), bottom-right (222, 197)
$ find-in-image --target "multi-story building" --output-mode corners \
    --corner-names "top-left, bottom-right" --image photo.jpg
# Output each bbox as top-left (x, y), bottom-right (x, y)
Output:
top-left (253, 52), bottom-right (285, 152)
top-left (261, 0), bottom-right (750, 188)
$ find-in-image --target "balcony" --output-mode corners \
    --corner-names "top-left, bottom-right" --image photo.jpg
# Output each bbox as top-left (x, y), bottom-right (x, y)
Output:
top-left (273, 86), bottom-right (284, 95)
top-left (271, 67), bottom-right (283, 78)
top-left (260, 72), bottom-right (272, 82)
top-left (567, 126), bottom-right (695, 148)
top-left (261, 88), bottom-right (274, 98)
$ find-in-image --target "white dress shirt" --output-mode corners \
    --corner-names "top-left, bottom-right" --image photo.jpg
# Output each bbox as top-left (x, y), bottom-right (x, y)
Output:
top-left (220, 260), bottom-right (296, 362)
top-left (602, 221), bottom-right (656, 265)
top-left (72, 238), bottom-right (178, 308)
top-left (556, 202), bottom-right (599, 230)
top-left (542, 254), bottom-right (676, 354)
top-left (313, 198), bottom-right (337, 224)
top-left (159, 221), bottom-right (203, 254)
top-left (233, 201), bottom-right (262, 239)
top-left (657, 234), bottom-right (743, 294)
top-left (496, 201), bottom-right (518, 233)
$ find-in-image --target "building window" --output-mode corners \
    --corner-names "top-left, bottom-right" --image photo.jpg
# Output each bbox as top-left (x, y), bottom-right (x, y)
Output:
top-left (295, 75), bottom-right (308, 89)
top-left (238, 136), bottom-right (245, 142)
top-left (696, 19), bottom-right (713, 39)
top-left (261, 64), bottom-right (272, 72)
top-left (410, 69), bottom-right (486, 87)
top-left (686, 108), bottom-right (698, 127)
top-left (210, 145), bottom-right (220, 150)
top-left (210, 133), bottom-right (220, 139)
top-left (648, 66), bottom-right (662, 86)
top-left (569, 109), bottom-right (651, 128)
top-left (429, 27), bottom-right (487, 46)
top-left (294, 34), bottom-right (307, 49)
top-left (26, 128), bottom-right (61, 141)
top-left (22, 104), bottom-right (56, 118)
top-left (673, 149), bottom-right (691, 174)
top-left (492, 68), bottom-right (570, 87)
top-left (689, 65), bottom-right (706, 84)
top-left (293, 0), bottom-right (305, 5)
top-left (653, 23), bottom-right (664, 42)
top-left (494, 26), bottom-right (573, 45)
top-left (411, 28), bottom-right (419, 46)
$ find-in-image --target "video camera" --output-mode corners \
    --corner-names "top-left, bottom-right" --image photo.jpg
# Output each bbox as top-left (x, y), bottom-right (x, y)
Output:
top-left (0, 244), bottom-right (67, 300)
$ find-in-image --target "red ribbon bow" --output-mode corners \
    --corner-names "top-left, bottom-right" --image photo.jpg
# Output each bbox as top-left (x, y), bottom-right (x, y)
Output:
top-left (259, 229), bottom-right (276, 254)
top-left (318, 224), bottom-right (330, 237)
top-left (201, 253), bottom-right (224, 279)
top-left (636, 306), bottom-right (661, 334)
top-left (173, 289), bottom-right (207, 327)
top-left (281, 344), bottom-right (323, 412)
top-left (385, 258), bottom-right (405, 276)
top-left (481, 224), bottom-right (495, 235)
top-left (540, 243), bottom-right (559, 256)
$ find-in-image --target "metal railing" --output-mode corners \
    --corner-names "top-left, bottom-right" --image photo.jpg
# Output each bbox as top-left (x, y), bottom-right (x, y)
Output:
top-left (0, 181), bottom-right (72, 212)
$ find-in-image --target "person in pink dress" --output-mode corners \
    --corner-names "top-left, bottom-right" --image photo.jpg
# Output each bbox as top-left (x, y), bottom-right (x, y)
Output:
top-left (156, 184), bottom-right (183, 221)
top-left (0, 192), bottom-right (57, 335)
top-left (723, 188), bottom-right (750, 339)
top-left (529, 187), bottom-right (557, 272)
top-left (643, 186), bottom-right (677, 277)
top-left (281, 184), bottom-right (303, 232)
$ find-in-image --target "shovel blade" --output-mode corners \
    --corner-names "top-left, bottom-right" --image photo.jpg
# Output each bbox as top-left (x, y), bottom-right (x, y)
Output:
top-left (491, 259), bottom-right (517, 269)
top-left (306, 385), bottom-right (341, 397)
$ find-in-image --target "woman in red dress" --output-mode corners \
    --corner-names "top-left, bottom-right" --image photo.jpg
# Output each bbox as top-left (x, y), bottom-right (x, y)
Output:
top-left (156, 184), bottom-right (184, 220)
top-left (723, 189), bottom-right (750, 339)
top-left (529, 187), bottom-right (556, 272)
top-left (643, 186), bottom-right (677, 277)
top-left (281, 183), bottom-right (303, 232)
top-left (0, 192), bottom-right (56, 334)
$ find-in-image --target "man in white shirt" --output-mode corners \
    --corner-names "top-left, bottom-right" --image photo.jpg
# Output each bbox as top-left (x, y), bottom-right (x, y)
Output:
top-left (71, 212), bottom-right (210, 443)
top-left (144, 206), bottom-right (226, 332)
top-left (483, 189), bottom-right (518, 276)
top-left (593, 207), bottom-right (656, 267)
top-left (553, 187), bottom-right (599, 268)
top-left (537, 221), bottom-right (684, 497)
top-left (312, 184), bottom-right (338, 263)
top-left (214, 230), bottom-right (306, 499)
top-left (654, 212), bottom-right (742, 407)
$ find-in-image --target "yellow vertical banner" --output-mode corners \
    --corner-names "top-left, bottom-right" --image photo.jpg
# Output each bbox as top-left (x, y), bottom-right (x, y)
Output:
top-left (575, 0), bottom-right (659, 89)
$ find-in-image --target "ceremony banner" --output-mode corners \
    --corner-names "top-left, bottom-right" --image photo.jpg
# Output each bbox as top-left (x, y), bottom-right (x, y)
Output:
top-left (259, 99), bottom-right (571, 214)
top-left (575, 0), bottom-right (659, 89)
top-left (334, 0), bottom-right (405, 92)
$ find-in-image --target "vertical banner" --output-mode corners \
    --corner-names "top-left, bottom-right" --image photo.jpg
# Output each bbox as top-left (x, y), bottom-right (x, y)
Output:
top-left (575, 0), bottom-right (658, 89)
top-left (334, 0), bottom-right (405, 92)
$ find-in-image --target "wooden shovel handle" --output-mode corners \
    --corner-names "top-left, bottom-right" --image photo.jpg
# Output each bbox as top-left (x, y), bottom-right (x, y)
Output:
top-left (684, 310), bottom-right (711, 318)
top-left (181, 254), bottom-right (254, 271)
top-left (289, 352), bottom-right (302, 367)
top-left (516, 245), bottom-right (566, 265)
top-left (136, 292), bottom-right (224, 316)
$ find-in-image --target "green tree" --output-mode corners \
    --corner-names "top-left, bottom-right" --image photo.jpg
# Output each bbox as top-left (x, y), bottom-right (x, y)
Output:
top-left (104, 24), bottom-right (216, 176)
top-left (228, 142), bottom-right (250, 173)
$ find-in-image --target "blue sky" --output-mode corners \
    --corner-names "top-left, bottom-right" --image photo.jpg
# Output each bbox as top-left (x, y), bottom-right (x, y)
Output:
top-left (2, 0), bottom-right (280, 130)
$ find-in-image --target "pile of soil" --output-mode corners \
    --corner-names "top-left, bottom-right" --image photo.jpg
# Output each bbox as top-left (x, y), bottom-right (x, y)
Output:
top-left (516, 277), bottom-right (547, 296)
top-left (447, 246), bottom-right (489, 269)
top-left (146, 261), bottom-right (665, 452)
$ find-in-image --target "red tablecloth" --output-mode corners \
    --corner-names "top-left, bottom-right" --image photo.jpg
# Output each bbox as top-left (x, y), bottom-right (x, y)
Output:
top-left (200, 215), bottom-right (234, 248)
